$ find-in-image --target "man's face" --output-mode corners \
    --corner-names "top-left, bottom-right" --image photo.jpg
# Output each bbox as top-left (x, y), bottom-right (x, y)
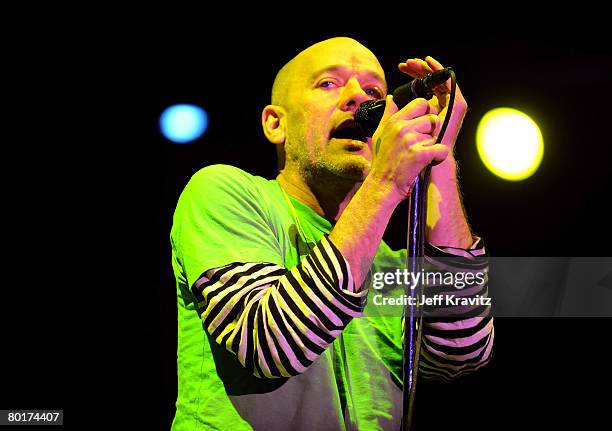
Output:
top-left (280, 38), bottom-right (387, 183)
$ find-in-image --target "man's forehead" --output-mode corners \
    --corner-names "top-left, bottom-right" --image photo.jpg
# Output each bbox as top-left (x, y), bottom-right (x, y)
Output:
top-left (294, 38), bottom-right (385, 81)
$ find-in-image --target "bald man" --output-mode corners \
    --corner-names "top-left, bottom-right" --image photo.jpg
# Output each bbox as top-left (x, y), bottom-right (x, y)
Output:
top-left (171, 37), bottom-right (493, 430)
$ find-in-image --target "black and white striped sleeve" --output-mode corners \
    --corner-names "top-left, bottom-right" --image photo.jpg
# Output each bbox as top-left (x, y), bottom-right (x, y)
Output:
top-left (418, 237), bottom-right (494, 382)
top-left (190, 236), bottom-right (367, 379)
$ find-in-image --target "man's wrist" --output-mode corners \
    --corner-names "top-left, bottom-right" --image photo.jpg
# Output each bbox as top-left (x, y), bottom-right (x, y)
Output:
top-left (431, 153), bottom-right (458, 181)
top-left (360, 174), bottom-right (404, 209)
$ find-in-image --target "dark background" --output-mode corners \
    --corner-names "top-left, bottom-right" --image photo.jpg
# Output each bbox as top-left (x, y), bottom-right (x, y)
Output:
top-left (3, 18), bottom-right (611, 430)
top-left (149, 26), bottom-right (611, 430)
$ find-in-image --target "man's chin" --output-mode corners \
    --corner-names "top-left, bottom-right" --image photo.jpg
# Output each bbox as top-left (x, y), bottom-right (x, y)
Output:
top-left (317, 155), bottom-right (370, 182)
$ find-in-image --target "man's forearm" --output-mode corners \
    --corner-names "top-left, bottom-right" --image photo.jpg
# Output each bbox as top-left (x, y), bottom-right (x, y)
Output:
top-left (426, 156), bottom-right (473, 248)
top-left (329, 175), bottom-right (402, 290)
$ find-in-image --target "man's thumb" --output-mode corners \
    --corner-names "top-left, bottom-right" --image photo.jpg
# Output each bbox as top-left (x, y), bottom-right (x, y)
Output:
top-left (381, 95), bottom-right (397, 123)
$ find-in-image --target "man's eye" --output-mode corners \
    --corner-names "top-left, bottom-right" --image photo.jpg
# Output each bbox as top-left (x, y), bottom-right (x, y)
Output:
top-left (366, 88), bottom-right (383, 98)
top-left (319, 81), bottom-right (336, 88)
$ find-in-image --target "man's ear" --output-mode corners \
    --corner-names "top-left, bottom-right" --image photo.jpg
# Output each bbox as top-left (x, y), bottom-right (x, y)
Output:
top-left (261, 105), bottom-right (286, 145)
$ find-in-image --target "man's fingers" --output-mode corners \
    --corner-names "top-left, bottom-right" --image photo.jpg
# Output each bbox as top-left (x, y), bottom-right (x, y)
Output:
top-left (425, 56), bottom-right (452, 93)
top-left (417, 142), bottom-right (449, 163)
top-left (381, 95), bottom-right (398, 123)
top-left (403, 114), bottom-right (440, 135)
top-left (398, 59), bottom-right (429, 79)
top-left (372, 95), bottom-right (398, 147)
top-left (425, 56), bottom-right (444, 70)
top-left (396, 97), bottom-right (431, 121)
top-left (415, 58), bottom-right (434, 73)
top-left (398, 58), bottom-right (436, 80)
top-left (400, 57), bottom-right (450, 101)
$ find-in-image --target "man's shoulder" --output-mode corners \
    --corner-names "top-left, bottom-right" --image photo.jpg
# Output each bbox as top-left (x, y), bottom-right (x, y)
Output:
top-left (184, 164), bottom-right (270, 196)
top-left (190, 164), bottom-right (256, 186)
top-left (179, 164), bottom-right (281, 212)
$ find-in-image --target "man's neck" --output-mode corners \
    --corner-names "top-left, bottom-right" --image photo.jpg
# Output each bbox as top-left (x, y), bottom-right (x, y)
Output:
top-left (276, 169), bottom-right (361, 222)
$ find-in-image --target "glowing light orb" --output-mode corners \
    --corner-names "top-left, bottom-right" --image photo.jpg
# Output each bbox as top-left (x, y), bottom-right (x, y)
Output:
top-left (160, 104), bottom-right (208, 143)
top-left (476, 107), bottom-right (544, 181)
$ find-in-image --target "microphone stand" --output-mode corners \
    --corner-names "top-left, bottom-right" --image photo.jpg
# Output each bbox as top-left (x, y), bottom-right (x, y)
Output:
top-left (402, 68), bottom-right (456, 431)
top-left (401, 165), bottom-right (430, 431)
top-left (354, 67), bottom-right (457, 431)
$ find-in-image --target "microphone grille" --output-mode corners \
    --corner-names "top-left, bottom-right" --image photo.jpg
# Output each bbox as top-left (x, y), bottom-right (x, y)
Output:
top-left (355, 99), bottom-right (385, 123)
top-left (355, 99), bottom-right (387, 137)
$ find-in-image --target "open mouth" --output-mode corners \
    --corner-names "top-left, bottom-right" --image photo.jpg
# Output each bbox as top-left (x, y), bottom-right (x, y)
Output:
top-left (330, 120), bottom-right (367, 143)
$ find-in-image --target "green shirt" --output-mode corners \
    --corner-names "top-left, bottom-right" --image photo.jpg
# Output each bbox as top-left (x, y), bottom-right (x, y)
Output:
top-left (170, 164), bottom-right (492, 430)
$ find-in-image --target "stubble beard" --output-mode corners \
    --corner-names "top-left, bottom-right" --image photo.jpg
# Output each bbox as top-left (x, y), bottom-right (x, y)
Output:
top-left (304, 149), bottom-right (368, 189)
top-left (287, 131), bottom-right (370, 196)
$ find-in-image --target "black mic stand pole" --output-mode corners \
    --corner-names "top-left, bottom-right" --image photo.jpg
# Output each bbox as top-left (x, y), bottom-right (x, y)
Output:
top-left (353, 67), bottom-right (457, 431)
top-left (401, 165), bottom-right (430, 431)
top-left (402, 68), bottom-right (456, 431)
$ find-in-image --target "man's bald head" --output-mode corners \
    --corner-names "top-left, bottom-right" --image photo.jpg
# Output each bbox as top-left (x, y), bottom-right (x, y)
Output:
top-left (271, 37), bottom-right (384, 108)
top-left (262, 36), bottom-right (387, 173)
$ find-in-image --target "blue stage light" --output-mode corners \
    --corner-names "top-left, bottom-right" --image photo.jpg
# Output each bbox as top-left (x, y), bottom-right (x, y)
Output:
top-left (160, 104), bottom-right (208, 143)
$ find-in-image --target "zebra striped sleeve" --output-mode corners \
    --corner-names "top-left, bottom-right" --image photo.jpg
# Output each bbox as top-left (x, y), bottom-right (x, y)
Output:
top-left (417, 238), bottom-right (494, 382)
top-left (190, 235), bottom-right (366, 379)
top-left (419, 316), bottom-right (494, 382)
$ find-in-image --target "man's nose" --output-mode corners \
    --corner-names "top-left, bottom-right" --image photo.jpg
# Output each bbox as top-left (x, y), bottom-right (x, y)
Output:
top-left (339, 78), bottom-right (371, 113)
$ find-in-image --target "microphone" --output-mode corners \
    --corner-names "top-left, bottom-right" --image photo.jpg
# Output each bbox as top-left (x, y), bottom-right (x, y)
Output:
top-left (355, 68), bottom-right (452, 137)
